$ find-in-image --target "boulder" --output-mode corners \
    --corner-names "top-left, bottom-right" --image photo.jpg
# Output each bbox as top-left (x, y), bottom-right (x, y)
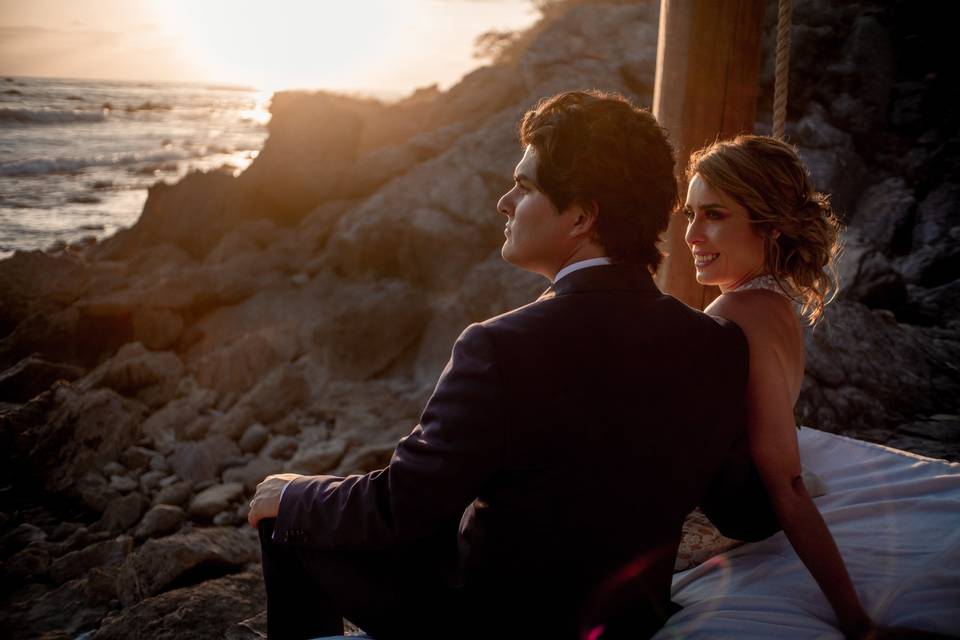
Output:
top-left (850, 177), bottom-right (915, 252)
top-left (121, 445), bottom-right (160, 471)
top-left (168, 435), bottom-right (241, 485)
top-left (310, 279), bottom-right (431, 379)
top-left (0, 306), bottom-right (86, 373)
top-left (0, 522), bottom-right (46, 557)
top-left (103, 461), bottom-right (126, 477)
top-left (90, 170), bottom-right (248, 261)
top-left (236, 91), bottom-right (364, 222)
top-left (131, 308), bottom-right (184, 350)
top-left (789, 107), bottom-right (866, 216)
top-left (192, 332), bottom-right (284, 396)
top-left (287, 437), bottom-right (348, 475)
top-left (94, 571), bottom-right (265, 640)
top-left (797, 300), bottom-right (960, 435)
top-left (138, 469), bottom-right (167, 493)
top-left (204, 218), bottom-right (278, 264)
top-left (886, 415), bottom-right (960, 462)
top-left (209, 403), bottom-right (257, 441)
top-left (894, 237), bottom-right (960, 288)
top-left (48, 535), bottom-right (132, 584)
top-left (238, 423), bottom-right (270, 453)
top-left (912, 183), bottom-right (960, 249)
top-left (822, 15), bottom-right (896, 134)
top-left (16, 385), bottom-right (146, 494)
top-left (141, 387), bottom-right (218, 454)
top-left (154, 480), bottom-right (193, 507)
top-left (75, 471), bottom-right (120, 513)
top-left (261, 435), bottom-right (298, 460)
top-left (0, 250), bottom-right (87, 337)
top-left (109, 474), bottom-right (138, 493)
top-left (188, 482), bottom-right (244, 520)
top-left (43, 526), bottom-right (113, 561)
top-left (133, 505), bottom-right (186, 541)
top-left (93, 493), bottom-right (147, 534)
top-left (835, 229), bottom-right (906, 309)
top-left (0, 355), bottom-right (83, 402)
top-left (519, 3), bottom-right (657, 100)
top-left (222, 454), bottom-right (287, 494)
top-left (237, 362), bottom-right (309, 424)
top-left (3, 544), bottom-right (51, 584)
top-left (115, 527), bottom-right (259, 606)
top-left (77, 342), bottom-right (184, 401)
top-left (0, 576), bottom-right (113, 639)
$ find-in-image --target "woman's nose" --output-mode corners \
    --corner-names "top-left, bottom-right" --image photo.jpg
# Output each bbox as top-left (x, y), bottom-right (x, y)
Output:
top-left (684, 216), bottom-right (702, 246)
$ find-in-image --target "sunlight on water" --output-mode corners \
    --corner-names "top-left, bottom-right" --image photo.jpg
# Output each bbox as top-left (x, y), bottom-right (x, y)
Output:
top-left (0, 77), bottom-right (270, 257)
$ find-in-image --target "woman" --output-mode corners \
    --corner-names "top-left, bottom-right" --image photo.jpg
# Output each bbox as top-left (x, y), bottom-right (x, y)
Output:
top-left (681, 135), bottom-right (875, 637)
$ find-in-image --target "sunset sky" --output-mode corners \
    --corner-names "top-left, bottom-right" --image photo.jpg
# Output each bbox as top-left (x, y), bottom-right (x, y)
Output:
top-left (0, 0), bottom-right (539, 95)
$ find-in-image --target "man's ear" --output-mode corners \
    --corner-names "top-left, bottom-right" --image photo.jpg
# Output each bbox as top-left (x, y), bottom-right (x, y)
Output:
top-left (571, 201), bottom-right (599, 237)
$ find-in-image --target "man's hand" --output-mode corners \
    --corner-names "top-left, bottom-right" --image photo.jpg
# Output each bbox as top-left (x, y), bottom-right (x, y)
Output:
top-left (248, 473), bottom-right (303, 528)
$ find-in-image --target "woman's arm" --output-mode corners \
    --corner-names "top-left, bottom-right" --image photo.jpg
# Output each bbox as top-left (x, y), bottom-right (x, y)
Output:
top-left (710, 293), bottom-right (872, 638)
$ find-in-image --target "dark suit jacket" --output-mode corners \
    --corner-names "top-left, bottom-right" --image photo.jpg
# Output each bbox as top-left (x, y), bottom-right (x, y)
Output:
top-left (275, 263), bottom-right (778, 638)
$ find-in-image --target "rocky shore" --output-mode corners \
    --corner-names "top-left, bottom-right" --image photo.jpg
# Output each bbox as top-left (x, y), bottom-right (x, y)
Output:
top-left (1, 1), bottom-right (957, 637)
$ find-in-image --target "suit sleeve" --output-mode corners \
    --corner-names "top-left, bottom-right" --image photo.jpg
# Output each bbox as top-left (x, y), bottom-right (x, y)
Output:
top-left (273, 323), bottom-right (504, 550)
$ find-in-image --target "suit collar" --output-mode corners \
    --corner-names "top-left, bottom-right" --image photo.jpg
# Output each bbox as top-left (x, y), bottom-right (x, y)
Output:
top-left (536, 262), bottom-right (659, 301)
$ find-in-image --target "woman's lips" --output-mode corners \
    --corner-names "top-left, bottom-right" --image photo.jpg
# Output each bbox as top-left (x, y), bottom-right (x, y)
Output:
top-left (693, 252), bottom-right (718, 268)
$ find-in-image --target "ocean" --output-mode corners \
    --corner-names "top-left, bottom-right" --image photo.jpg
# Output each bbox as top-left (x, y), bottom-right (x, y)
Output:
top-left (0, 76), bottom-right (271, 259)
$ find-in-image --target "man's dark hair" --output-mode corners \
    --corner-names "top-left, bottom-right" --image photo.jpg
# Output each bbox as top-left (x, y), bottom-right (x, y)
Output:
top-left (519, 90), bottom-right (677, 271)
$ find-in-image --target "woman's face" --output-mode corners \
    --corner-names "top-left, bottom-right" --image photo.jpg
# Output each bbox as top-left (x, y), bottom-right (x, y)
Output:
top-left (683, 173), bottom-right (767, 292)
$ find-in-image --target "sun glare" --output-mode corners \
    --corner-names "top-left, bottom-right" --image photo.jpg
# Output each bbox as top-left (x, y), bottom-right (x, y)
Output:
top-left (148, 0), bottom-right (403, 92)
top-left (145, 0), bottom-right (537, 95)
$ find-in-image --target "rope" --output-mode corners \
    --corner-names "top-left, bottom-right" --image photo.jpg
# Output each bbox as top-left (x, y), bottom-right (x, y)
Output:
top-left (772, 0), bottom-right (792, 139)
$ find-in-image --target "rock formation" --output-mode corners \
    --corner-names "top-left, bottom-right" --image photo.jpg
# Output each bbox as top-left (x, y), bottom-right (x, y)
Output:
top-left (1, 0), bottom-right (957, 637)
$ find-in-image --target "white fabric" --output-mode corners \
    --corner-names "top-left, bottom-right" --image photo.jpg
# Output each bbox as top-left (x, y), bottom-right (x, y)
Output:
top-left (553, 256), bottom-right (611, 283)
top-left (655, 428), bottom-right (960, 639)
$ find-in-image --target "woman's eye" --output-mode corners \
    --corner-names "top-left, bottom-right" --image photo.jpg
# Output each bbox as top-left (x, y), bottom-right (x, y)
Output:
top-left (682, 209), bottom-right (694, 220)
top-left (705, 210), bottom-right (723, 220)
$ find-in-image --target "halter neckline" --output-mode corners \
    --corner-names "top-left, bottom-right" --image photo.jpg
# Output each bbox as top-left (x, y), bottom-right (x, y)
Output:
top-left (731, 274), bottom-right (794, 299)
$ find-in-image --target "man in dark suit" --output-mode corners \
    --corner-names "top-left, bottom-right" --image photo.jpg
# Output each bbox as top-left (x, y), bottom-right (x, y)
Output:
top-left (249, 90), bottom-right (777, 640)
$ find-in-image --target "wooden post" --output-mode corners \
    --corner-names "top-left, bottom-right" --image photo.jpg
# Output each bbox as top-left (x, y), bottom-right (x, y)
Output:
top-left (652, 0), bottom-right (766, 309)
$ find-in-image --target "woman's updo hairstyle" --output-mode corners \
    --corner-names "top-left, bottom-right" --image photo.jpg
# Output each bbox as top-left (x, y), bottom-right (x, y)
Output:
top-left (686, 134), bottom-right (842, 324)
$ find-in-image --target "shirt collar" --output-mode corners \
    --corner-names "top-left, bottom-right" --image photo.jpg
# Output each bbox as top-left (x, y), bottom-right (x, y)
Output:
top-left (553, 257), bottom-right (612, 283)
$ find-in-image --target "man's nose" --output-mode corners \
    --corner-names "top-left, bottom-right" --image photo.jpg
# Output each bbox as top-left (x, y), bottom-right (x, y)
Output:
top-left (497, 189), bottom-right (514, 218)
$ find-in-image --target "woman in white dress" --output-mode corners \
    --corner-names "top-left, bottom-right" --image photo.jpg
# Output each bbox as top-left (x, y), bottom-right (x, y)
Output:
top-left (681, 135), bottom-right (878, 638)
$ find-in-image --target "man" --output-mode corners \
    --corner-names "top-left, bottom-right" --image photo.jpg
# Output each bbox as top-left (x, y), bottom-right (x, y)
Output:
top-left (250, 90), bottom-right (777, 639)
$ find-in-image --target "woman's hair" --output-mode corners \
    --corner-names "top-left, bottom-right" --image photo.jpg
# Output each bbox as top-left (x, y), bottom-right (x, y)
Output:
top-left (687, 135), bottom-right (843, 324)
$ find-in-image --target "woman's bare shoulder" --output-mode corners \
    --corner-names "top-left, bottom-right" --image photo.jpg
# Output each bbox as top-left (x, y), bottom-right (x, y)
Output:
top-left (705, 289), bottom-right (798, 345)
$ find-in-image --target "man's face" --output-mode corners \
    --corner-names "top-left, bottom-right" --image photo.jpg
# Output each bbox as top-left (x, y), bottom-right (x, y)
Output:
top-left (496, 145), bottom-right (579, 279)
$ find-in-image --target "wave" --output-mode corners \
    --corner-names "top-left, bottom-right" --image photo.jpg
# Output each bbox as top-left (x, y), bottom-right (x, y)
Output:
top-left (0, 149), bottom-right (197, 177)
top-left (0, 107), bottom-right (107, 125)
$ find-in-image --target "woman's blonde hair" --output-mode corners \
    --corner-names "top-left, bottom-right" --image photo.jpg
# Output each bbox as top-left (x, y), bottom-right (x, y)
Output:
top-left (687, 135), bottom-right (843, 324)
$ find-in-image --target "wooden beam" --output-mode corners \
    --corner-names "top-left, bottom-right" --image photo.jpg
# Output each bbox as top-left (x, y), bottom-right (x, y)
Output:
top-left (652, 0), bottom-right (766, 309)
